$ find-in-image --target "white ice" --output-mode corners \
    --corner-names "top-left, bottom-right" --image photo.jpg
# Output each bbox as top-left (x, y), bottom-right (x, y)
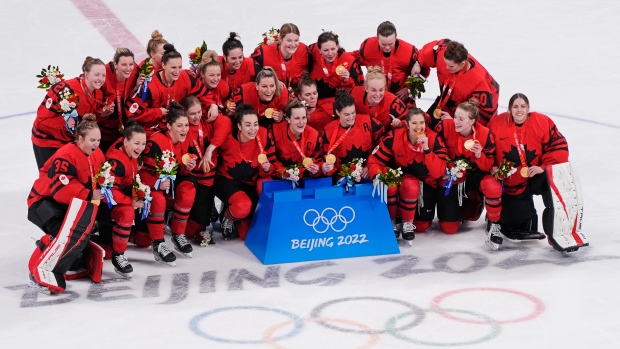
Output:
top-left (0, 0), bottom-right (619, 348)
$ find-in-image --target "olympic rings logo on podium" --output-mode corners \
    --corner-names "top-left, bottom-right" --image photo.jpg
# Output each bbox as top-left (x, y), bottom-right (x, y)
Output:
top-left (303, 206), bottom-right (356, 234)
top-left (189, 287), bottom-right (546, 347)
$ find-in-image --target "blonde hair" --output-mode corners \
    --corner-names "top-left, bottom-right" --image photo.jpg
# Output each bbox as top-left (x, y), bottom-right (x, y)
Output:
top-left (364, 66), bottom-right (386, 89)
top-left (256, 67), bottom-right (282, 97)
top-left (146, 30), bottom-right (168, 55)
top-left (76, 113), bottom-right (99, 140)
top-left (199, 50), bottom-right (221, 75)
top-left (456, 97), bottom-right (480, 121)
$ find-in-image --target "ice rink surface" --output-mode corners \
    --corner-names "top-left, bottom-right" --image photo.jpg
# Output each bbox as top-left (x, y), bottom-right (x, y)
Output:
top-left (0, 0), bottom-right (619, 348)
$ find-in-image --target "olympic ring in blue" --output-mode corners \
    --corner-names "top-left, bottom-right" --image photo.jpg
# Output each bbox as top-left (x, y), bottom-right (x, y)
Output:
top-left (189, 306), bottom-right (304, 344)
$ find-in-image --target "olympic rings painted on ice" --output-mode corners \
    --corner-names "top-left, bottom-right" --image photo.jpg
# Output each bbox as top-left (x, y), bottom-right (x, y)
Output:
top-left (431, 287), bottom-right (546, 324)
top-left (263, 317), bottom-right (380, 349)
top-left (385, 308), bottom-right (502, 346)
top-left (189, 306), bottom-right (304, 344)
top-left (310, 297), bottom-right (426, 334)
top-left (303, 206), bottom-right (356, 234)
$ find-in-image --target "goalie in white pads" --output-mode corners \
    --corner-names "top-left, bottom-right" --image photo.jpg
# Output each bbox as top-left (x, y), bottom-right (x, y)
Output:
top-left (487, 93), bottom-right (588, 252)
top-left (27, 115), bottom-right (105, 293)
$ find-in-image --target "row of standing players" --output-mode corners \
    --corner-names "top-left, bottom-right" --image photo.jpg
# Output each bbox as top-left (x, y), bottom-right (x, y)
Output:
top-left (27, 22), bottom-right (568, 290)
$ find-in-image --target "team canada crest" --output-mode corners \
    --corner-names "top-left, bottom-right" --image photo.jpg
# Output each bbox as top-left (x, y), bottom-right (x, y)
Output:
top-left (45, 98), bottom-right (53, 109)
top-left (59, 175), bottom-right (69, 185)
top-left (129, 103), bottom-right (139, 114)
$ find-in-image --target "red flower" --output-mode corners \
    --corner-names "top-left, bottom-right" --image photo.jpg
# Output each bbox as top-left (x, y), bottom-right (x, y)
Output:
top-left (350, 165), bottom-right (357, 171)
top-left (263, 37), bottom-right (268, 43)
top-left (273, 35), bottom-right (279, 41)
top-left (138, 190), bottom-right (145, 197)
top-left (284, 172), bottom-right (291, 178)
top-left (41, 76), bottom-right (49, 83)
top-left (158, 160), bottom-right (165, 167)
top-left (97, 176), bottom-right (105, 185)
top-left (189, 53), bottom-right (197, 59)
top-left (448, 163), bottom-right (455, 169)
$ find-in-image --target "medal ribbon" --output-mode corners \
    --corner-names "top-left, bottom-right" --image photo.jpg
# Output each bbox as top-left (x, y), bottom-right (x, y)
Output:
top-left (405, 130), bottom-right (422, 153)
top-left (512, 124), bottom-right (527, 169)
top-left (287, 127), bottom-right (307, 160)
top-left (327, 124), bottom-right (352, 155)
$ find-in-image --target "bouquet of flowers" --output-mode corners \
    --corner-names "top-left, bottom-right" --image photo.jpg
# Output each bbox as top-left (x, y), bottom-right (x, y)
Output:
top-left (154, 150), bottom-right (178, 197)
top-left (279, 163), bottom-right (304, 189)
top-left (405, 75), bottom-right (427, 99)
top-left (337, 158), bottom-right (365, 192)
top-left (135, 58), bottom-right (155, 102)
top-left (259, 27), bottom-right (280, 46)
top-left (444, 157), bottom-right (471, 195)
top-left (95, 160), bottom-right (116, 209)
top-left (493, 158), bottom-right (517, 180)
top-left (36, 65), bottom-right (64, 91)
top-left (373, 167), bottom-right (403, 203)
top-left (56, 87), bottom-right (80, 133)
top-left (133, 174), bottom-right (152, 220)
top-left (188, 40), bottom-right (208, 72)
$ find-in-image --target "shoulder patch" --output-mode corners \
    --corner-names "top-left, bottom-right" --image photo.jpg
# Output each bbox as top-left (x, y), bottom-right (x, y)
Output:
top-left (45, 98), bottom-right (53, 109)
top-left (59, 174), bottom-right (69, 185)
top-left (372, 145), bottom-right (380, 155)
top-left (129, 103), bottom-right (139, 114)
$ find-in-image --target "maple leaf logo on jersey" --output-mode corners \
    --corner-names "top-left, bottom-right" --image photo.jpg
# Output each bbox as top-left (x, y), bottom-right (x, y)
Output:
top-left (226, 160), bottom-right (258, 183)
top-left (341, 145), bottom-right (368, 165)
top-left (503, 144), bottom-right (537, 167)
top-left (404, 159), bottom-right (429, 177)
top-left (279, 156), bottom-right (297, 168)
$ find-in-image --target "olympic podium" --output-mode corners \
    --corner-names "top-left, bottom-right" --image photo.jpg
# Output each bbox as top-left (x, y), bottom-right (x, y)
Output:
top-left (245, 178), bottom-right (400, 264)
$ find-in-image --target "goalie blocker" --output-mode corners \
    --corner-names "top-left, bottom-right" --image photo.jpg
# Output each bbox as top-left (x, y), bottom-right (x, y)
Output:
top-left (500, 162), bottom-right (588, 252)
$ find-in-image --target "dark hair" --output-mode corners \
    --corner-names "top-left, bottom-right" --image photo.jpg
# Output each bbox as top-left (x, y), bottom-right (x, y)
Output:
top-left (223, 32), bottom-right (243, 56)
top-left (199, 50), bottom-right (221, 76)
top-left (256, 67), bottom-right (282, 97)
top-left (166, 101), bottom-right (187, 124)
top-left (284, 98), bottom-right (307, 119)
top-left (296, 71), bottom-right (317, 94)
top-left (76, 113), bottom-right (99, 140)
top-left (82, 56), bottom-right (105, 73)
top-left (279, 23), bottom-right (300, 41)
top-left (443, 41), bottom-right (468, 63)
top-left (405, 107), bottom-right (426, 122)
top-left (146, 30), bottom-right (168, 55)
top-left (333, 89), bottom-right (355, 113)
top-left (123, 118), bottom-right (145, 139)
top-left (456, 97), bottom-right (480, 121)
top-left (113, 48), bottom-right (134, 64)
top-left (234, 103), bottom-right (258, 125)
top-left (179, 95), bottom-right (201, 111)
top-left (162, 43), bottom-right (182, 65)
top-left (377, 21), bottom-right (397, 37)
top-left (318, 31), bottom-right (340, 50)
top-left (509, 93), bottom-right (529, 109)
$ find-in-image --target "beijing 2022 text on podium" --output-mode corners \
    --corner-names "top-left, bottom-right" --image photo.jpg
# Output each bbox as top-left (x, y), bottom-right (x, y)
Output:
top-left (245, 178), bottom-right (401, 265)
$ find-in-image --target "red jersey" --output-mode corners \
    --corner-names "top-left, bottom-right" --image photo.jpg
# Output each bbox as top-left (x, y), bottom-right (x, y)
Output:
top-left (187, 114), bottom-right (232, 186)
top-left (105, 139), bottom-right (140, 206)
top-left (28, 143), bottom-right (105, 208)
top-left (125, 70), bottom-right (207, 136)
top-left (351, 85), bottom-right (407, 131)
top-left (99, 62), bottom-right (139, 143)
top-left (418, 39), bottom-right (500, 125)
top-left (32, 78), bottom-right (108, 149)
top-left (307, 98), bottom-right (335, 133)
top-left (198, 79), bottom-right (232, 115)
top-left (232, 82), bottom-right (289, 124)
top-left (320, 114), bottom-right (383, 176)
top-left (219, 56), bottom-right (259, 92)
top-left (367, 128), bottom-right (447, 188)
top-left (251, 42), bottom-right (309, 88)
top-left (140, 131), bottom-right (192, 189)
top-left (271, 122), bottom-right (323, 177)
top-left (488, 112), bottom-right (569, 195)
top-left (434, 119), bottom-right (495, 186)
top-left (353, 37), bottom-right (420, 93)
top-left (307, 44), bottom-right (364, 99)
top-left (217, 126), bottom-right (276, 185)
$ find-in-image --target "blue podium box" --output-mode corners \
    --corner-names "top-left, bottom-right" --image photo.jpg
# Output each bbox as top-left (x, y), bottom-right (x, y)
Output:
top-left (245, 178), bottom-right (401, 265)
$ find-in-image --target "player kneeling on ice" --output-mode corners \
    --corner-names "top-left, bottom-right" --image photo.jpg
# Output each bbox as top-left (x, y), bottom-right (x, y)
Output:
top-left (486, 93), bottom-right (588, 252)
top-left (27, 115), bottom-right (106, 294)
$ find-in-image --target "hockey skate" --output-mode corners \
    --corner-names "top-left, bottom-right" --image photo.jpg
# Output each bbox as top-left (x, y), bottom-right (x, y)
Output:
top-left (402, 222), bottom-right (415, 247)
top-left (112, 252), bottom-right (133, 278)
top-left (485, 221), bottom-right (503, 250)
top-left (501, 218), bottom-right (545, 243)
top-left (392, 218), bottom-right (402, 239)
top-left (171, 233), bottom-right (193, 258)
top-left (152, 240), bottom-right (176, 266)
top-left (220, 216), bottom-right (238, 241)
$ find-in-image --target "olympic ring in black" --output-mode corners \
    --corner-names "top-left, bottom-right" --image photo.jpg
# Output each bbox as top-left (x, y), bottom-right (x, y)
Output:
top-left (303, 206), bottom-right (356, 234)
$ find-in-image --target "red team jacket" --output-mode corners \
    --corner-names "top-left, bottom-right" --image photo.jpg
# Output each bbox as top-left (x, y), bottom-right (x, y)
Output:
top-left (350, 85), bottom-right (408, 131)
top-left (28, 143), bottom-right (105, 208)
top-left (99, 62), bottom-right (139, 143)
top-left (32, 78), bottom-right (107, 149)
top-left (417, 39), bottom-right (500, 126)
top-left (125, 70), bottom-right (207, 135)
top-left (488, 112), bottom-right (569, 195)
top-left (232, 82), bottom-right (290, 124)
top-left (367, 128), bottom-right (447, 188)
top-left (353, 37), bottom-right (422, 94)
top-left (219, 56), bottom-right (260, 92)
top-left (187, 115), bottom-right (232, 186)
top-left (198, 79), bottom-right (233, 115)
top-left (105, 139), bottom-right (140, 206)
top-left (217, 126), bottom-right (277, 186)
top-left (271, 122), bottom-right (324, 177)
top-left (434, 119), bottom-right (495, 186)
top-left (307, 44), bottom-right (364, 99)
top-left (140, 131), bottom-right (192, 189)
top-left (320, 114), bottom-right (384, 176)
top-left (307, 98), bottom-right (336, 133)
top-left (251, 42), bottom-right (309, 88)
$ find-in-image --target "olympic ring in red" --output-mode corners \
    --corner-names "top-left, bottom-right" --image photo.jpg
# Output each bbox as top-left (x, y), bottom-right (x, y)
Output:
top-left (430, 287), bottom-right (545, 324)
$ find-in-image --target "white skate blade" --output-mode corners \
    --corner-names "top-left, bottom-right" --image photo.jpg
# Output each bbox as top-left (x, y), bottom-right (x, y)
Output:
top-left (407, 240), bottom-right (413, 247)
top-left (485, 238), bottom-right (500, 251)
top-left (28, 280), bottom-right (53, 295)
top-left (114, 268), bottom-right (133, 279)
top-left (153, 255), bottom-right (176, 267)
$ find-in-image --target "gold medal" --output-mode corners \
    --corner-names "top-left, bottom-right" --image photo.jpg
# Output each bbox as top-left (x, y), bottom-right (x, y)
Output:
top-left (225, 100), bottom-right (233, 111)
top-left (464, 139), bottom-right (475, 150)
top-left (258, 153), bottom-right (268, 164)
top-left (91, 199), bottom-right (100, 206)
top-left (433, 109), bottom-right (442, 119)
top-left (414, 131), bottom-right (425, 137)
top-left (520, 166), bottom-right (529, 177)
top-left (325, 154), bottom-right (336, 164)
top-left (264, 108), bottom-right (274, 119)
top-left (335, 65), bottom-right (346, 75)
top-left (302, 157), bottom-right (314, 168)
